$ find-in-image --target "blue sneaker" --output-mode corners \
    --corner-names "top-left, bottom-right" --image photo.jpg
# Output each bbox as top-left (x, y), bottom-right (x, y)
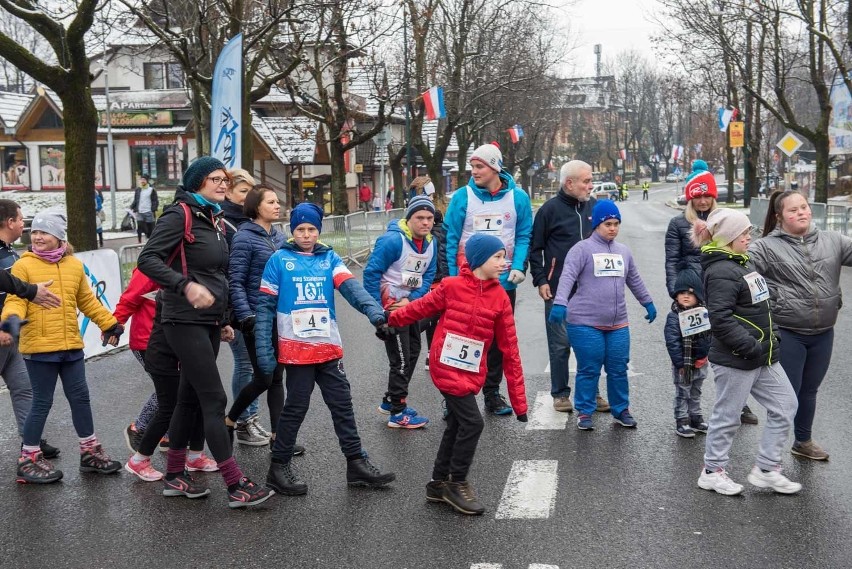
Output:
top-left (577, 414), bottom-right (594, 430)
top-left (388, 413), bottom-right (429, 429)
top-left (378, 401), bottom-right (419, 416)
top-left (614, 409), bottom-right (638, 428)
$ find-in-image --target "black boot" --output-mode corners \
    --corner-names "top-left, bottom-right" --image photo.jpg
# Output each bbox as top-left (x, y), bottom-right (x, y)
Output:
top-left (741, 406), bottom-right (759, 425)
top-left (346, 457), bottom-right (395, 488)
top-left (39, 440), bottom-right (60, 459)
top-left (442, 480), bottom-right (485, 515)
top-left (266, 460), bottom-right (308, 496)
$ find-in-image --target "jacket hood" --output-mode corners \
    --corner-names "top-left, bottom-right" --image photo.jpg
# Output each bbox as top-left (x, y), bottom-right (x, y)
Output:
top-left (767, 224), bottom-right (818, 244)
top-left (386, 218), bottom-right (434, 244)
top-left (173, 186), bottom-right (223, 216)
top-left (458, 262), bottom-right (503, 291)
top-left (465, 170), bottom-right (517, 199)
top-left (700, 245), bottom-right (749, 268)
top-left (282, 239), bottom-right (332, 255)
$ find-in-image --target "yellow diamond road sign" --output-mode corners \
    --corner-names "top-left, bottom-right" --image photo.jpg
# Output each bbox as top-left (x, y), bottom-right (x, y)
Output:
top-left (777, 132), bottom-right (803, 157)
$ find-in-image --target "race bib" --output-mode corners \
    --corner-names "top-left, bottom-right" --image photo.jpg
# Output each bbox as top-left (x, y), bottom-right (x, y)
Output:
top-left (291, 308), bottom-right (331, 338)
top-left (473, 213), bottom-right (503, 235)
top-left (401, 254), bottom-right (428, 288)
top-left (743, 271), bottom-right (770, 304)
top-left (592, 253), bottom-right (624, 277)
top-left (439, 332), bottom-right (485, 372)
top-left (678, 307), bottom-right (711, 337)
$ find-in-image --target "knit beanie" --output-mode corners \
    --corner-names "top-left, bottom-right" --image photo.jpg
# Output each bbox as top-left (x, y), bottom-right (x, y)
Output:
top-left (464, 233), bottom-right (505, 270)
top-left (470, 142), bottom-right (503, 172)
top-left (290, 202), bottom-right (324, 234)
top-left (672, 269), bottom-right (704, 302)
top-left (405, 195), bottom-right (435, 219)
top-left (31, 211), bottom-right (67, 241)
top-left (696, 208), bottom-right (751, 247)
top-left (181, 156), bottom-right (227, 193)
top-left (591, 200), bottom-right (621, 229)
top-left (684, 160), bottom-right (718, 201)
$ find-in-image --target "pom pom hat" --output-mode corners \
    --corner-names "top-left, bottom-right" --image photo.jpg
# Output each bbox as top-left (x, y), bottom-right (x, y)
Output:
top-left (464, 233), bottom-right (505, 270)
top-left (684, 159), bottom-right (718, 201)
top-left (591, 200), bottom-right (621, 229)
top-left (691, 208), bottom-right (751, 248)
top-left (469, 142), bottom-right (503, 172)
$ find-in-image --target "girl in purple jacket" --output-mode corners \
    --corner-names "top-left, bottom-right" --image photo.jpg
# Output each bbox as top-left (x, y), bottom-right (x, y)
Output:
top-left (548, 201), bottom-right (656, 430)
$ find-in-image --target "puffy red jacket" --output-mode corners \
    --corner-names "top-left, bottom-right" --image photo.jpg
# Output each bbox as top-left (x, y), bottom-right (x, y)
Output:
top-left (388, 264), bottom-right (527, 415)
top-left (113, 268), bottom-right (158, 351)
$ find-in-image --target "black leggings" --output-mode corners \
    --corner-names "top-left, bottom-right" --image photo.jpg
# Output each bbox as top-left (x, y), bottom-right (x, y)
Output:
top-left (162, 323), bottom-right (232, 462)
top-left (778, 327), bottom-right (834, 442)
top-left (227, 328), bottom-right (285, 431)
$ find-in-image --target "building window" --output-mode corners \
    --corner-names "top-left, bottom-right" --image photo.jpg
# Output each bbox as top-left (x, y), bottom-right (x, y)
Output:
top-left (144, 62), bottom-right (185, 90)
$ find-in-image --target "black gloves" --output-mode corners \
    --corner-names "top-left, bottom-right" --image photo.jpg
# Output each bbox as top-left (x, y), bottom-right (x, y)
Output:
top-left (375, 323), bottom-right (397, 342)
top-left (0, 316), bottom-right (26, 340)
top-left (517, 413), bottom-right (528, 423)
top-left (239, 315), bottom-right (256, 333)
top-left (101, 322), bottom-right (125, 347)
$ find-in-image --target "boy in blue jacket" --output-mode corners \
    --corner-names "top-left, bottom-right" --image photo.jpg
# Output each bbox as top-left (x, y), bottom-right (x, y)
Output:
top-left (664, 269), bottom-right (711, 438)
top-left (363, 195), bottom-right (436, 428)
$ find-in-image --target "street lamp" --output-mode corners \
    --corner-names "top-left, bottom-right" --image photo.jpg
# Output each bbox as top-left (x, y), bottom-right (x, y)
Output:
top-left (101, 58), bottom-right (118, 230)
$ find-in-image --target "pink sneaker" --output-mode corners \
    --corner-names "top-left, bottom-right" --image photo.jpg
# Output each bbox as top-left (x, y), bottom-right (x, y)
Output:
top-left (186, 453), bottom-right (219, 472)
top-left (124, 456), bottom-right (163, 482)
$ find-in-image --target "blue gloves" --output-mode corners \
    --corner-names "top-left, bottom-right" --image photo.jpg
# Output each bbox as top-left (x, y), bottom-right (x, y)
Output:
top-left (643, 302), bottom-right (657, 323)
top-left (547, 305), bottom-right (567, 324)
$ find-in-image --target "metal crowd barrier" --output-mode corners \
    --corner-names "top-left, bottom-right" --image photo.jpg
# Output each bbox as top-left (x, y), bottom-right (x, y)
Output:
top-left (117, 244), bottom-right (145, 288)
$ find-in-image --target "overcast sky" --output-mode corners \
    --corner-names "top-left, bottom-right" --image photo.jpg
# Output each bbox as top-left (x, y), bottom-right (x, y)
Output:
top-left (565, 0), bottom-right (662, 77)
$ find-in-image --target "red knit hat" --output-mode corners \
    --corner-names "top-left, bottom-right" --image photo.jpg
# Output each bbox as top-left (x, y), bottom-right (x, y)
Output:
top-left (684, 161), bottom-right (717, 200)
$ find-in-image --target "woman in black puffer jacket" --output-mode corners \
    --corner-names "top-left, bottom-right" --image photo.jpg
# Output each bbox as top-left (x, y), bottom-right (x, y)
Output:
top-left (137, 156), bottom-right (272, 509)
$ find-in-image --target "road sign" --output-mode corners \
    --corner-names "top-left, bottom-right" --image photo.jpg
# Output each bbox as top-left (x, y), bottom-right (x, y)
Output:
top-left (354, 164), bottom-right (364, 173)
top-left (729, 121), bottom-right (745, 148)
top-left (777, 132), bottom-right (804, 157)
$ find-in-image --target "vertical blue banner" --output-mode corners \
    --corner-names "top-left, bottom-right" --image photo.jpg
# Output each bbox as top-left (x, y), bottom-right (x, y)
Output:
top-left (211, 33), bottom-right (243, 168)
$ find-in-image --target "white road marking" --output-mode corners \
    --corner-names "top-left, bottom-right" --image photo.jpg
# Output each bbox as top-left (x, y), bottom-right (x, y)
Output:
top-left (527, 391), bottom-right (569, 430)
top-left (529, 565), bottom-right (560, 569)
top-left (495, 460), bottom-right (559, 519)
top-left (470, 565), bottom-right (502, 569)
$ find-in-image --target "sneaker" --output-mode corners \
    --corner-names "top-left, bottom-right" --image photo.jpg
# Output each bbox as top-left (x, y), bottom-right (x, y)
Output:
top-left (387, 412), bottom-right (429, 429)
top-left (347, 457), bottom-right (396, 487)
top-left (124, 456), bottom-right (164, 481)
top-left (442, 480), bottom-right (485, 515)
top-left (747, 466), bottom-right (802, 494)
top-left (163, 471), bottom-right (211, 499)
top-left (577, 414), bottom-right (594, 430)
top-left (229, 477), bottom-right (274, 508)
top-left (741, 405), bottom-right (759, 425)
top-left (186, 453), bottom-right (219, 472)
top-left (553, 396), bottom-right (574, 413)
top-left (424, 360), bottom-right (430, 371)
top-left (266, 460), bottom-right (308, 495)
top-left (123, 423), bottom-right (143, 453)
top-left (595, 394), bottom-right (611, 413)
top-left (0, 383), bottom-right (8, 395)
top-left (80, 444), bottom-right (121, 474)
top-left (158, 434), bottom-right (170, 453)
top-left (614, 409), bottom-right (637, 428)
top-left (39, 439), bottom-right (60, 459)
top-left (236, 418), bottom-right (271, 446)
top-left (676, 418), bottom-right (695, 438)
top-left (689, 415), bottom-right (709, 434)
top-left (697, 468), bottom-right (744, 496)
top-left (16, 452), bottom-right (63, 484)
top-left (791, 439), bottom-right (829, 461)
top-left (249, 415), bottom-right (272, 438)
top-left (426, 480), bottom-right (445, 503)
top-left (484, 393), bottom-right (513, 416)
top-left (377, 400), bottom-right (419, 416)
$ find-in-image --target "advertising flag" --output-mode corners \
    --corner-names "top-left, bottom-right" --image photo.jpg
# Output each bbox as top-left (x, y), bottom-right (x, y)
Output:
top-left (211, 33), bottom-right (243, 168)
top-left (422, 86), bottom-right (446, 121)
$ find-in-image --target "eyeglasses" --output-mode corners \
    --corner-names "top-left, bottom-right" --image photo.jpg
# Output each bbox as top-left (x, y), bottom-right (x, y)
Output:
top-left (207, 176), bottom-right (230, 186)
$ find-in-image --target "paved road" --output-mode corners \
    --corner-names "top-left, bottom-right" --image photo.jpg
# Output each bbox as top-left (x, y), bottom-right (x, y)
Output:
top-left (2, 184), bottom-right (851, 569)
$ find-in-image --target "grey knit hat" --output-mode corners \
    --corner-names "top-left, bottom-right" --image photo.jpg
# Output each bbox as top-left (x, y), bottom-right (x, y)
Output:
top-left (31, 211), bottom-right (67, 241)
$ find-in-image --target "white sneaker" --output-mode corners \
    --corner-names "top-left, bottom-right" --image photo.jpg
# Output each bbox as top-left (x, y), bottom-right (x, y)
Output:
top-left (747, 466), bottom-right (802, 494)
top-left (697, 468), bottom-right (744, 496)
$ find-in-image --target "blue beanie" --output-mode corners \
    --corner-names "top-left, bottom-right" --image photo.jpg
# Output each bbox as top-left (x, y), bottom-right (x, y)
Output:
top-left (405, 194), bottom-right (435, 219)
top-left (181, 156), bottom-right (227, 193)
top-left (464, 233), bottom-right (505, 270)
top-left (592, 200), bottom-right (621, 229)
top-left (290, 202), bottom-right (324, 233)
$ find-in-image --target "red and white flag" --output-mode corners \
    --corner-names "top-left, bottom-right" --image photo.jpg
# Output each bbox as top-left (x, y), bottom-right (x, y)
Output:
top-left (422, 86), bottom-right (446, 121)
top-left (670, 144), bottom-right (684, 161)
top-left (618, 148), bottom-right (627, 160)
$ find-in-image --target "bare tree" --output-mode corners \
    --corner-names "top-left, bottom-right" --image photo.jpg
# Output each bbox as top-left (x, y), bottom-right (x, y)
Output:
top-left (0, 9), bottom-right (53, 92)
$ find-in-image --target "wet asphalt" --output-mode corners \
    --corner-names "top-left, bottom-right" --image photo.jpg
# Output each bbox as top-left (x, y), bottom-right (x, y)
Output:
top-left (1, 185), bottom-right (851, 569)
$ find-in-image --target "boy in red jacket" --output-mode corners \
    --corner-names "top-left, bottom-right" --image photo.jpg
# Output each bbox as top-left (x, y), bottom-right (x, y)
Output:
top-left (388, 233), bottom-right (528, 515)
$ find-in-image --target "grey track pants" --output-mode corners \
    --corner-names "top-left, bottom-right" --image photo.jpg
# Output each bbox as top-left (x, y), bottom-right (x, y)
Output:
top-left (0, 343), bottom-right (31, 437)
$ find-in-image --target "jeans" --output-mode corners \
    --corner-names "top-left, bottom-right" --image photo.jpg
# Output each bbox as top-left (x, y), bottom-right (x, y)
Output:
top-left (672, 365), bottom-right (706, 420)
top-left (229, 330), bottom-right (258, 421)
top-left (383, 322), bottom-right (421, 413)
top-left (433, 392), bottom-right (484, 482)
top-left (544, 299), bottom-right (571, 398)
top-left (484, 288), bottom-right (516, 396)
top-left (778, 328), bottom-right (834, 442)
top-left (0, 343), bottom-right (32, 436)
top-left (704, 362), bottom-right (797, 471)
top-left (22, 354), bottom-right (92, 446)
top-left (272, 359), bottom-right (362, 463)
top-left (567, 324), bottom-right (630, 416)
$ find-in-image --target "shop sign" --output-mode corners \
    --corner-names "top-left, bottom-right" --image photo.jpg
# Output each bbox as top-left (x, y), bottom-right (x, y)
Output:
top-left (100, 110), bottom-right (173, 128)
top-left (128, 138), bottom-right (179, 147)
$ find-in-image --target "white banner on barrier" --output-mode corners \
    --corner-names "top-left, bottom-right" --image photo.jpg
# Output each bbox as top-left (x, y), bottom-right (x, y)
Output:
top-left (74, 249), bottom-right (128, 358)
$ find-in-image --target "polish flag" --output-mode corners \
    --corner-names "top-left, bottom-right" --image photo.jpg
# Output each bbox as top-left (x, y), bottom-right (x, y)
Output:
top-left (422, 86), bottom-right (446, 121)
top-left (671, 144), bottom-right (684, 162)
top-left (507, 124), bottom-right (524, 143)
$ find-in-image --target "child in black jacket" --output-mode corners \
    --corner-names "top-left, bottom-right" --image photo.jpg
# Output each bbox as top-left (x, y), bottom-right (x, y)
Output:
top-left (664, 269), bottom-right (711, 438)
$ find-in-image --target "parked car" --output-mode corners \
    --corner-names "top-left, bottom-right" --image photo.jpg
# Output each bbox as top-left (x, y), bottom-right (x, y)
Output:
top-left (593, 182), bottom-right (619, 200)
top-left (665, 173), bottom-right (681, 183)
top-left (676, 182), bottom-right (744, 205)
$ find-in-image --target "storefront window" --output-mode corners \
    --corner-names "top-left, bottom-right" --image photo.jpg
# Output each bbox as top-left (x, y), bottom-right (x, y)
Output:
top-left (39, 146), bottom-right (65, 189)
top-left (131, 139), bottom-right (184, 187)
top-left (1, 147), bottom-right (29, 190)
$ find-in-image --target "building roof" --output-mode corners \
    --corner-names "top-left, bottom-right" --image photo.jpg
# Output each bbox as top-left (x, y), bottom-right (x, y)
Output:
top-left (252, 112), bottom-right (319, 164)
top-left (560, 76), bottom-right (619, 110)
top-left (0, 91), bottom-right (34, 129)
top-left (420, 121), bottom-right (459, 154)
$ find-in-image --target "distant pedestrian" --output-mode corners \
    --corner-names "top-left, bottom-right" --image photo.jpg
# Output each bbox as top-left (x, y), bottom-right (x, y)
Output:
top-left (130, 176), bottom-right (158, 243)
top-left (692, 208), bottom-right (801, 496)
top-left (359, 182), bottom-right (372, 212)
top-left (95, 189), bottom-right (105, 247)
top-left (642, 181), bottom-right (650, 201)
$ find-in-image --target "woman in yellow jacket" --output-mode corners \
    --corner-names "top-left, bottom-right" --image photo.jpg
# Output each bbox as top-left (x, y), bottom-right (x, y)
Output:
top-left (1, 212), bottom-right (124, 484)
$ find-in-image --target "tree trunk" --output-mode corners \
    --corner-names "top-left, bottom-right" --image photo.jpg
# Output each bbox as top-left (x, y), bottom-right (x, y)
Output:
top-left (241, 92), bottom-right (253, 172)
top-left (190, 80), bottom-right (209, 156)
top-left (329, 139), bottom-right (348, 215)
top-left (724, 146), bottom-right (736, 204)
top-left (814, 133), bottom-right (830, 203)
top-left (58, 82), bottom-right (99, 251)
top-left (389, 146), bottom-right (405, 208)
